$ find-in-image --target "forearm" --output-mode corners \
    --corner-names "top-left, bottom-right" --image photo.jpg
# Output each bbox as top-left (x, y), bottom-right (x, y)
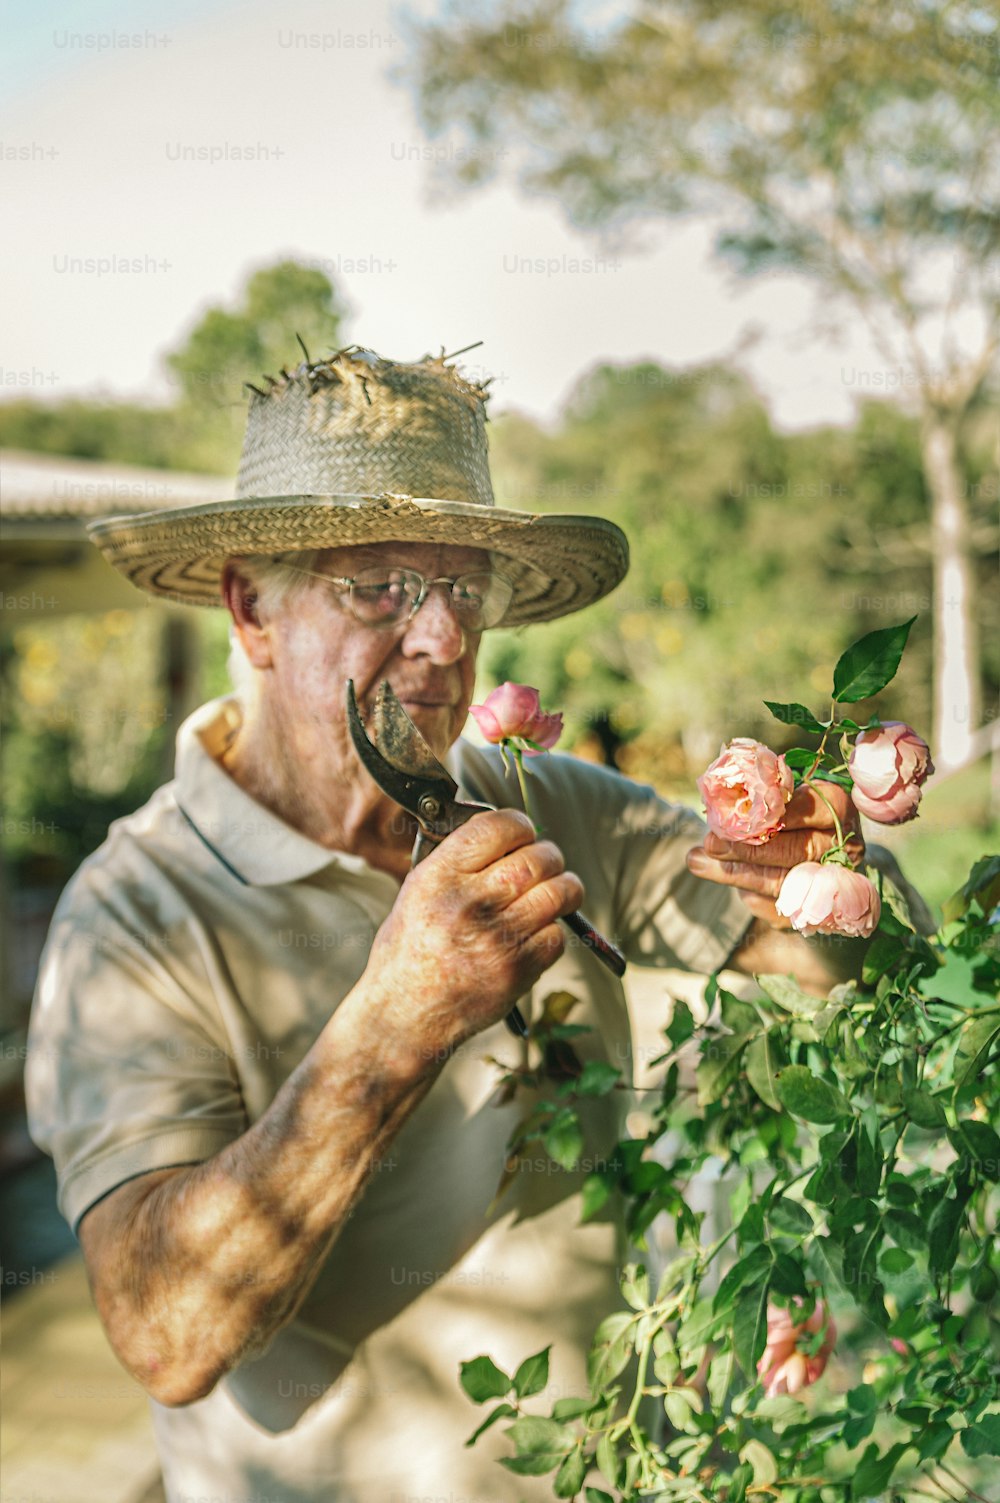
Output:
top-left (727, 916), bottom-right (869, 995)
top-left (85, 980), bottom-right (438, 1406)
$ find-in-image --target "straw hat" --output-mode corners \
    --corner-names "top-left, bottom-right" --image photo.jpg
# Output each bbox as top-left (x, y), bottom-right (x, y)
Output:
top-left (87, 346), bottom-right (629, 627)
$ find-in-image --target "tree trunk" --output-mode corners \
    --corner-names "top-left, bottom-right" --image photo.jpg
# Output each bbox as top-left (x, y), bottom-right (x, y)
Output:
top-left (921, 414), bottom-right (980, 772)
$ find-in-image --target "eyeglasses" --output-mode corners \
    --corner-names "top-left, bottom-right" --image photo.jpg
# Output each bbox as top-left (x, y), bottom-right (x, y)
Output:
top-left (283, 563), bottom-right (515, 631)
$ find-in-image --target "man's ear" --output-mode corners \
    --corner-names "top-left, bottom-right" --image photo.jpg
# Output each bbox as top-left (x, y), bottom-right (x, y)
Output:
top-left (221, 560), bottom-right (272, 669)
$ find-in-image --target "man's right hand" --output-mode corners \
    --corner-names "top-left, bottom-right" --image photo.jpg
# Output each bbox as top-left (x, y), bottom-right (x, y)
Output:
top-left (363, 809), bottom-right (584, 1061)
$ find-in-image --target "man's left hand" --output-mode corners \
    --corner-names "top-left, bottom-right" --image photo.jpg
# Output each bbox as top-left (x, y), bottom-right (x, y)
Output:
top-left (685, 782), bottom-right (864, 928)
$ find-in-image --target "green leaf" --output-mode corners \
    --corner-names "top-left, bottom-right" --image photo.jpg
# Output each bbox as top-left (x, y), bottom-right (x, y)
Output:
top-left (513, 1346), bottom-right (551, 1399)
top-left (955, 1012), bottom-right (1000, 1087)
top-left (664, 1389), bottom-right (701, 1431)
top-left (465, 1402), bottom-right (517, 1447)
top-left (756, 973), bottom-right (823, 1016)
top-left (501, 1453), bottom-right (566, 1476)
top-left (847, 1383), bottom-right (878, 1415)
top-left (777, 1065), bottom-right (853, 1123)
top-left (961, 1412), bottom-right (1000, 1457)
top-left (587, 1311), bottom-right (635, 1392)
top-left (552, 1396), bottom-right (592, 1421)
top-left (621, 1263), bottom-right (650, 1311)
top-left (506, 1415), bottom-right (575, 1461)
top-left (943, 854), bottom-right (1000, 922)
top-left (554, 1447), bottom-right (587, 1497)
top-left (770, 1250), bottom-right (808, 1298)
top-left (861, 932), bottom-right (906, 985)
top-left (856, 1112), bottom-right (883, 1198)
top-left (928, 1194), bottom-right (965, 1275)
top-left (594, 1430), bottom-right (621, 1488)
top-left (544, 1108), bottom-right (585, 1170)
top-left (665, 1000), bottom-right (695, 1048)
top-left (763, 700), bottom-right (827, 734)
top-left (739, 1438), bottom-right (779, 1485)
top-left (843, 1408), bottom-right (877, 1449)
top-left (884, 1208), bottom-right (927, 1252)
top-left (849, 1441), bottom-right (910, 1499)
top-left (902, 1088), bottom-right (947, 1128)
top-left (879, 1247), bottom-right (914, 1274)
top-left (950, 1120), bottom-right (1000, 1179)
top-left (783, 746), bottom-right (821, 772)
top-left (746, 1030), bottom-right (784, 1110)
top-left (732, 1276), bottom-right (770, 1379)
top-left (585, 1488), bottom-right (615, 1503)
top-left (575, 1060), bottom-right (622, 1097)
top-left (833, 617), bottom-right (915, 703)
top-left (696, 1030), bottom-right (750, 1106)
top-left (678, 1297), bottom-right (726, 1351)
top-left (460, 1354), bottom-right (511, 1403)
top-left (768, 1197), bottom-right (814, 1236)
top-left (714, 1244), bottom-right (773, 1311)
top-left (579, 1168), bottom-right (615, 1223)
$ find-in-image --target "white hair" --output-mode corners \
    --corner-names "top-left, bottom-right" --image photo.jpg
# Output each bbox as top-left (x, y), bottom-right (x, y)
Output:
top-left (225, 549), bottom-right (324, 701)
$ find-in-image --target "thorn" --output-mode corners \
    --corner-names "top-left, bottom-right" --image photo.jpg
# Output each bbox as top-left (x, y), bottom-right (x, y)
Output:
top-left (244, 382), bottom-right (268, 397)
top-left (295, 332), bottom-right (311, 363)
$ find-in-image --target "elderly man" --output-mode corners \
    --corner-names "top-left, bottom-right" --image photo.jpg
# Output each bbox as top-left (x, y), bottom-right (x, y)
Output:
top-left (27, 348), bottom-right (865, 1503)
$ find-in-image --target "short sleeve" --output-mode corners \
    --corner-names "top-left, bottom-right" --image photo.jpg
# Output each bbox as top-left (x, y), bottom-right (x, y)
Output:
top-left (26, 911), bottom-right (248, 1231)
top-left (454, 745), bottom-right (753, 977)
top-left (597, 774), bottom-right (753, 973)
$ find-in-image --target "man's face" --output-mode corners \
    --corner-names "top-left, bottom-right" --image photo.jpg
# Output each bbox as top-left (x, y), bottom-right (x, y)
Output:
top-left (254, 540), bottom-right (489, 766)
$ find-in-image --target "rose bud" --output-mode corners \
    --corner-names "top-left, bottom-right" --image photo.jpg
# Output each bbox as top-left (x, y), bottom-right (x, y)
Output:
top-left (758, 1298), bottom-right (836, 1398)
top-left (776, 861), bottom-right (881, 938)
top-left (469, 682), bottom-right (563, 754)
top-left (848, 722), bottom-right (934, 824)
top-left (697, 738), bottom-right (795, 846)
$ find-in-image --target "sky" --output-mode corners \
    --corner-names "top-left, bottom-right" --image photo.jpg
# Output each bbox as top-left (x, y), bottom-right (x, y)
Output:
top-left (3, 0), bottom-right (910, 433)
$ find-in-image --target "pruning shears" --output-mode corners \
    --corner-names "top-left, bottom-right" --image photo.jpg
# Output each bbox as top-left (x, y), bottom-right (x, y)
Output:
top-left (346, 680), bottom-right (627, 1040)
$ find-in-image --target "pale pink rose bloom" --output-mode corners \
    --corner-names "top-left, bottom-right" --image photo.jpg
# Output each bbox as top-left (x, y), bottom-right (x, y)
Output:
top-left (758, 1299), bottom-right (836, 1398)
top-left (697, 738), bottom-right (795, 846)
top-left (776, 861), bottom-right (881, 938)
top-left (848, 721), bottom-right (934, 824)
top-left (469, 682), bottom-right (563, 755)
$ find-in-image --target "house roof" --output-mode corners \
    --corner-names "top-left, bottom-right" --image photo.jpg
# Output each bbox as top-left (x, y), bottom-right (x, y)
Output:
top-left (1, 449), bottom-right (231, 533)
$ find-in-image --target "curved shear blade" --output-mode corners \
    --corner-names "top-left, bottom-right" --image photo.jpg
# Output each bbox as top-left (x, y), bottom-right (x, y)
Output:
top-left (345, 680), bottom-right (458, 813)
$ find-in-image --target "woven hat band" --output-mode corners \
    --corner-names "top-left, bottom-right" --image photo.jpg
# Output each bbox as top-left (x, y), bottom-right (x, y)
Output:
top-left (236, 358), bottom-right (495, 508)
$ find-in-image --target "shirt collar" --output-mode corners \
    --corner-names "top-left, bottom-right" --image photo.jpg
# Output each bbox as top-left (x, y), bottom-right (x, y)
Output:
top-left (174, 696), bottom-right (384, 888)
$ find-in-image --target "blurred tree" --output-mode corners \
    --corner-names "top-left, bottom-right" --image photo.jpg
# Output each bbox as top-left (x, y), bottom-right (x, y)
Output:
top-left (404, 0), bottom-right (1000, 769)
top-left (165, 259), bottom-right (349, 470)
top-left (0, 259), bottom-right (349, 474)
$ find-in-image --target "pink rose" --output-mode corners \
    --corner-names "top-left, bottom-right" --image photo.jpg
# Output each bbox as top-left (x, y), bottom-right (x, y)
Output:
top-left (469, 682), bottom-right (563, 755)
top-left (775, 861), bottom-right (881, 938)
top-left (697, 738), bottom-right (795, 846)
top-left (758, 1299), bottom-right (836, 1398)
top-left (848, 722), bottom-right (934, 824)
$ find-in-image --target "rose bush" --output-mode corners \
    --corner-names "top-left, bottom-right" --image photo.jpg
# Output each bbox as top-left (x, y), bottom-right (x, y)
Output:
top-left (460, 622), bottom-right (1000, 1501)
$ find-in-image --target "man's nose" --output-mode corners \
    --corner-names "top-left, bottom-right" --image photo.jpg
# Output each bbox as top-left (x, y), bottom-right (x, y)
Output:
top-left (399, 584), bottom-right (468, 662)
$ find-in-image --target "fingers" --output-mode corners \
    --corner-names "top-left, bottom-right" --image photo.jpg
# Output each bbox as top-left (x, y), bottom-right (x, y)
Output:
top-left (433, 808), bottom-right (537, 873)
top-left (704, 829), bottom-right (833, 866)
top-left (687, 848), bottom-right (788, 899)
top-left (784, 782), bottom-right (858, 832)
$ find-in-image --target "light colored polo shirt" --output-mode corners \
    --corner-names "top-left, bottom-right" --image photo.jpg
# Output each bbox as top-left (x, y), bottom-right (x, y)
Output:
top-left (26, 696), bottom-right (751, 1503)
